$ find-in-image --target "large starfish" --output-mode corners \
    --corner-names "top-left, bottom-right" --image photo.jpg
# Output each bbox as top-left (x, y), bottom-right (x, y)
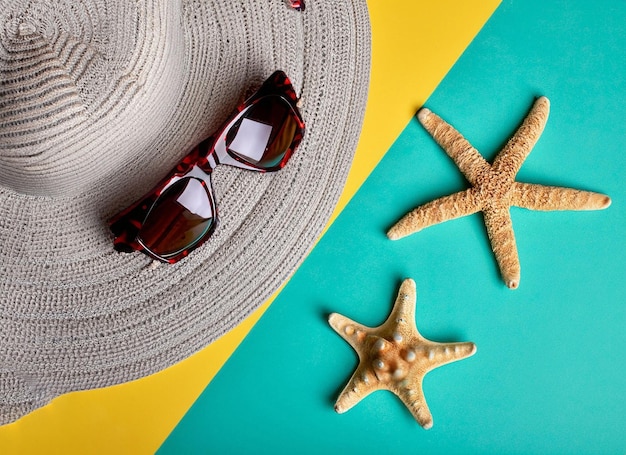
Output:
top-left (387, 97), bottom-right (611, 289)
top-left (328, 279), bottom-right (476, 429)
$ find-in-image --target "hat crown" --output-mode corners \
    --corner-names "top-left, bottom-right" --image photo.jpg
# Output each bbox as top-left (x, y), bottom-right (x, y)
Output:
top-left (0, 0), bottom-right (186, 197)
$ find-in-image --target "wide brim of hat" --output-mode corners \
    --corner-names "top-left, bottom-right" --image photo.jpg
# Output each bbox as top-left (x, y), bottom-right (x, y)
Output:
top-left (0, 0), bottom-right (370, 424)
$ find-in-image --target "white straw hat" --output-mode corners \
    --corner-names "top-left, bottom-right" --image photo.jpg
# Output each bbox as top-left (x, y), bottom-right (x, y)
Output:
top-left (0, 0), bottom-right (370, 424)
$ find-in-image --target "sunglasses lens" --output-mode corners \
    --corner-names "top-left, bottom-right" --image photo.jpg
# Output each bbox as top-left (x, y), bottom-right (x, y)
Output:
top-left (226, 95), bottom-right (299, 170)
top-left (138, 177), bottom-right (215, 258)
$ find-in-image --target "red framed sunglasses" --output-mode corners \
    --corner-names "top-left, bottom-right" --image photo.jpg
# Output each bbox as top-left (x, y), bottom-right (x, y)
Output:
top-left (108, 71), bottom-right (305, 263)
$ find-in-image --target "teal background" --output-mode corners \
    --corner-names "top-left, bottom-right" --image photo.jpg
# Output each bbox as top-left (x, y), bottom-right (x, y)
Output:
top-left (160, 1), bottom-right (625, 453)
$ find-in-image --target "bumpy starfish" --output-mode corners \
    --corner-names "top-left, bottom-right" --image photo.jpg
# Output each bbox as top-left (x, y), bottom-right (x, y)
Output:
top-left (387, 97), bottom-right (611, 289)
top-left (328, 279), bottom-right (476, 429)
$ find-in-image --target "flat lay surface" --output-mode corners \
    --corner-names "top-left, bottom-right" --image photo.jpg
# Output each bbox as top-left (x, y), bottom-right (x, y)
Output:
top-left (1, 0), bottom-right (625, 453)
top-left (160, 1), bottom-right (625, 453)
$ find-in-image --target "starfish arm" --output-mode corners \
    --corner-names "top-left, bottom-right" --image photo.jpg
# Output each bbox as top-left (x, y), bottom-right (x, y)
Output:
top-left (329, 313), bottom-right (373, 352)
top-left (387, 189), bottom-right (480, 240)
top-left (512, 182), bottom-right (612, 211)
top-left (334, 364), bottom-right (380, 414)
top-left (381, 278), bottom-right (418, 334)
top-left (390, 341), bottom-right (476, 430)
top-left (425, 341), bottom-right (478, 371)
top-left (392, 378), bottom-right (433, 429)
top-left (417, 108), bottom-right (491, 185)
top-left (493, 96), bottom-right (550, 180)
top-left (483, 208), bottom-right (521, 289)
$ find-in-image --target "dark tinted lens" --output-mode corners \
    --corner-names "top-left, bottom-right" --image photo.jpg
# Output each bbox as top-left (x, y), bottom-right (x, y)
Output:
top-left (138, 177), bottom-right (215, 258)
top-left (226, 96), bottom-right (298, 169)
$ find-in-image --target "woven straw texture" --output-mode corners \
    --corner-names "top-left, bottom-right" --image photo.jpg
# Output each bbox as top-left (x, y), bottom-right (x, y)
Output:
top-left (0, 0), bottom-right (370, 425)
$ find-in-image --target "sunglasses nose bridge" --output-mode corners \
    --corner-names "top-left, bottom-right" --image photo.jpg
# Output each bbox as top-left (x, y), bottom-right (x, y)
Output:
top-left (194, 136), bottom-right (218, 172)
top-left (199, 152), bottom-right (218, 173)
top-left (206, 133), bottom-right (254, 171)
top-left (185, 164), bottom-right (213, 187)
top-left (209, 138), bottom-right (228, 169)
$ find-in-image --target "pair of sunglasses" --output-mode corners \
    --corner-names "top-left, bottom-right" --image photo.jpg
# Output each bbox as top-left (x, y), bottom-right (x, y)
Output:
top-left (109, 71), bottom-right (305, 263)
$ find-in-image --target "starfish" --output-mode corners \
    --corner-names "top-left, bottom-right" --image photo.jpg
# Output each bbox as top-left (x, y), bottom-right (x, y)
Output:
top-left (387, 97), bottom-right (611, 289)
top-left (328, 279), bottom-right (476, 429)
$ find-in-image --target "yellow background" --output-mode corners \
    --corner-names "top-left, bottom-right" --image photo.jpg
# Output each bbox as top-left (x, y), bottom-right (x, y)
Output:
top-left (0, 1), bottom-right (500, 453)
